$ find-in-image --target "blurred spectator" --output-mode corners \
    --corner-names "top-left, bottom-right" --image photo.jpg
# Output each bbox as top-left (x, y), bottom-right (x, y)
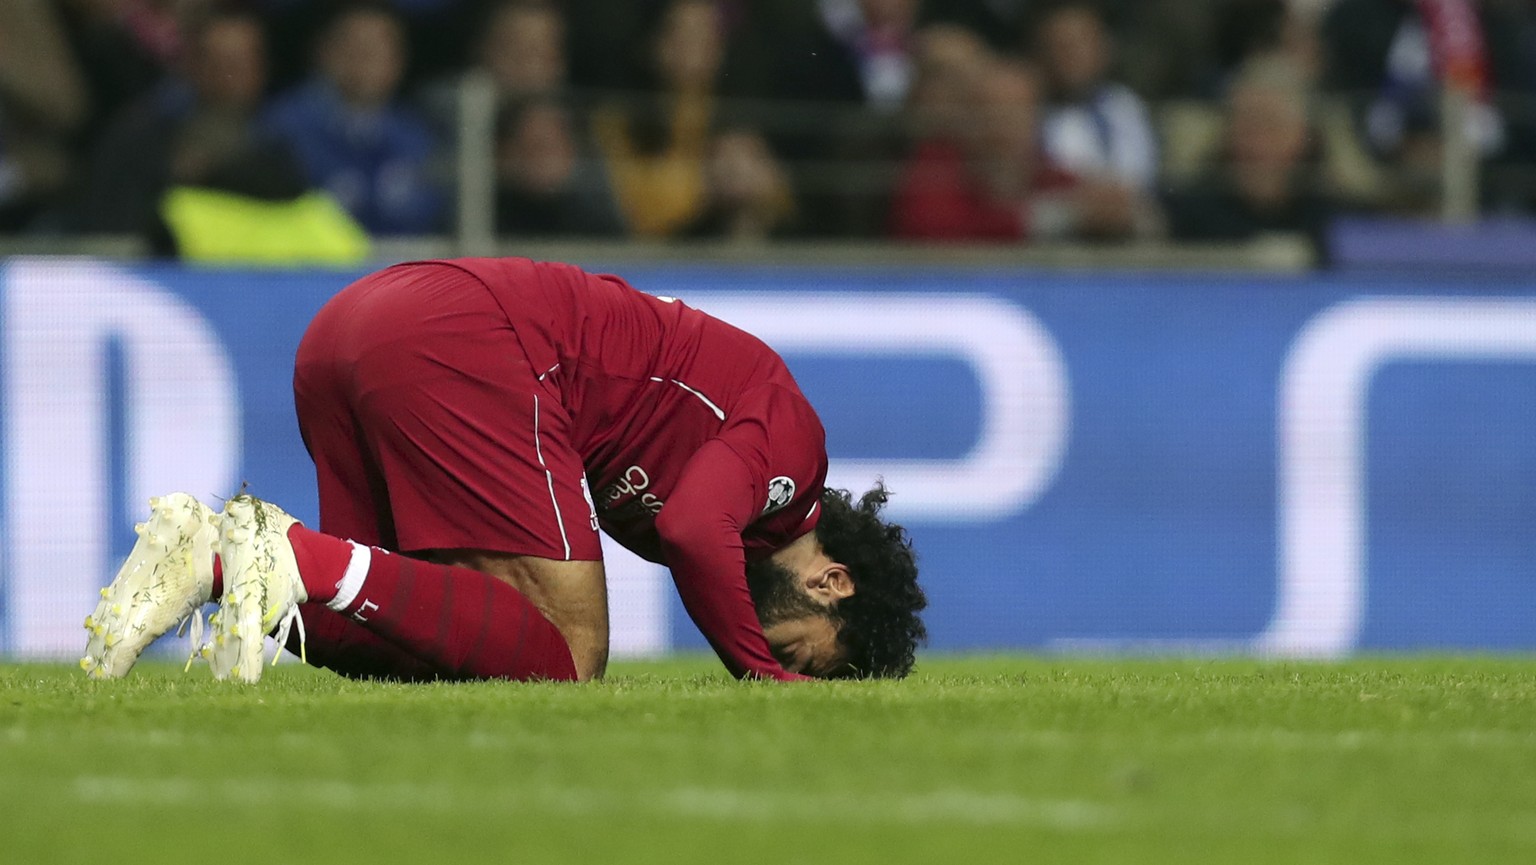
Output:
top-left (1034, 1), bottom-right (1159, 191)
top-left (708, 0), bottom-right (833, 100)
top-left (494, 97), bottom-right (624, 237)
top-left (1211, 0), bottom-right (1323, 89)
top-left (480, 0), bottom-right (567, 100)
top-left (390, 0), bottom-right (491, 86)
top-left (730, 2), bottom-right (915, 238)
top-left (920, 1), bottom-right (1212, 100)
top-left (906, 25), bottom-right (994, 140)
top-left (26, 0), bottom-right (1536, 243)
top-left (416, 0), bottom-right (570, 146)
top-left (562, 1), bottom-right (655, 92)
top-left (883, 20), bottom-right (995, 236)
top-left (1101, 0), bottom-right (1214, 101)
top-left (920, 0), bottom-right (1033, 50)
top-left (265, 1), bottom-right (443, 235)
top-left (1164, 59), bottom-right (1334, 256)
top-left (591, 0), bottom-right (726, 238)
top-left (74, 7), bottom-right (306, 235)
top-left (57, 0), bottom-right (186, 142)
top-left (117, 0), bottom-right (191, 64)
top-left (891, 57), bottom-right (1143, 242)
top-left (682, 126), bottom-right (797, 241)
top-left (1322, 0), bottom-right (1536, 209)
top-left (0, 1), bottom-right (90, 230)
top-left (808, 0), bottom-right (924, 112)
top-left (257, 0), bottom-right (482, 92)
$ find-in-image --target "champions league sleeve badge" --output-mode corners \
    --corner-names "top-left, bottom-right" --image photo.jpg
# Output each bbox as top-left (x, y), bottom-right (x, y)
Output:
top-left (762, 475), bottom-right (796, 515)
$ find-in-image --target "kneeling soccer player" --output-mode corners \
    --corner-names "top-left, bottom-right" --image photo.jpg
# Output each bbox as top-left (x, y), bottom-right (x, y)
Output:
top-left (81, 258), bottom-right (927, 683)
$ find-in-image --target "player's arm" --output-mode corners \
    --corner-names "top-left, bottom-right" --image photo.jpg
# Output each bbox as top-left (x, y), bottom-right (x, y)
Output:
top-left (654, 437), bottom-right (812, 682)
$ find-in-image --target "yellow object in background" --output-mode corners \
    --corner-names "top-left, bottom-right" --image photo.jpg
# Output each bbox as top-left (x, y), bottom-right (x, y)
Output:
top-left (160, 187), bottom-right (371, 265)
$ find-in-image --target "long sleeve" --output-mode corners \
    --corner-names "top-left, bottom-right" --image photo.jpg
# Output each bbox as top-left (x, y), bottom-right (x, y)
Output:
top-left (654, 438), bottom-right (811, 682)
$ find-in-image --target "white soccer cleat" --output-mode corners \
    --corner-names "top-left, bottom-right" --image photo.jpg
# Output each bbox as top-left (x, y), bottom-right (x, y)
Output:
top-left (204, 494), bottom-right (308, 683)
top-left (81, 493), bottom-right (218, 680)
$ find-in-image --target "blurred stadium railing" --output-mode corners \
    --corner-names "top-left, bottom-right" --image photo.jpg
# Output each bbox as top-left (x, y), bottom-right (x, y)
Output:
top-left (0, 235), bottom-right (1317, 271)
top-left (10, 74), bottom-right (1536, 267)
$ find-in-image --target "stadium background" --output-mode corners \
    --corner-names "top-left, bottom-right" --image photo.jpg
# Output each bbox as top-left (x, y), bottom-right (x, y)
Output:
top-left (4, 0), bottom-right (1536, 661)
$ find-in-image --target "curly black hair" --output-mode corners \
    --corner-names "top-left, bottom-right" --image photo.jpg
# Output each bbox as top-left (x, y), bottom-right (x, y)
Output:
top-left (814, 483), bottom-right (927, 679)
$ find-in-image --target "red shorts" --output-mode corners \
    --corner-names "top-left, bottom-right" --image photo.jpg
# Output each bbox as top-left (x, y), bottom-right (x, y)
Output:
top-left (293, 263), bottom-right (601, 560)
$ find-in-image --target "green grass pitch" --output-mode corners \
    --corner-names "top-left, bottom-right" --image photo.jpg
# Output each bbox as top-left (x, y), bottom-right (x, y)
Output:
top-left (4, 655), bottom-right (1536, 864)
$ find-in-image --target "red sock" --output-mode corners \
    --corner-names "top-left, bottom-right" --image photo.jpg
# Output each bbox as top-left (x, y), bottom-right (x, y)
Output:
top-left (287, 525), bottom-right (353, 605)
top-left (283, 605), bottom-right (441, 682)
top-left (284, 525), bottom-right (577, 681)
top-left (218, 537), bottom-right (450, 680)
top-left (217, 533), bottom-right (347, 602)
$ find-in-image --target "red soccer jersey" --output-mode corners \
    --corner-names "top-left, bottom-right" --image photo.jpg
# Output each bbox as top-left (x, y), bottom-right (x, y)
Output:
top-left (441, 258), bottom-right (827, 680)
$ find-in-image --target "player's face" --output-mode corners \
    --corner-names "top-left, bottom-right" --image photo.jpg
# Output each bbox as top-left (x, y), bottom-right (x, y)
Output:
top-left (745, 555), bottom-right (849, 677)
top-left (762, 615), bottom-right (844, 678)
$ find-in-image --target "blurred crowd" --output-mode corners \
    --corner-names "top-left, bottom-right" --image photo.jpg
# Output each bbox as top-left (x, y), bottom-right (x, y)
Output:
top-left (4, 0), bottom-right (1536, 258)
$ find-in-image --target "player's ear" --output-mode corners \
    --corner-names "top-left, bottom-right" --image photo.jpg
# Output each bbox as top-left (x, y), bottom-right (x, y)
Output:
top-left (807, 563), bottom-right (854, 602)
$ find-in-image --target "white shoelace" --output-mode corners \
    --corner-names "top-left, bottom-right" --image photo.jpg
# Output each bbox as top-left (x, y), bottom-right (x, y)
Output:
top-left (179, 608), bottom-right (206, 672)
top-left (270, 604), bottom-right (307, 667)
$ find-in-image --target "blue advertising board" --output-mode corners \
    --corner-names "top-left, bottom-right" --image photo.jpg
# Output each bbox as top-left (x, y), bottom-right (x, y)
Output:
top-left (4, 258), bottom-right (1536, 660)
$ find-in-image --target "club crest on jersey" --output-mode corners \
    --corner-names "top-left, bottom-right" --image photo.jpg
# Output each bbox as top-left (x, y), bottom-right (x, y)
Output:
top-left (763, 476), bottom-right (796, 515)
